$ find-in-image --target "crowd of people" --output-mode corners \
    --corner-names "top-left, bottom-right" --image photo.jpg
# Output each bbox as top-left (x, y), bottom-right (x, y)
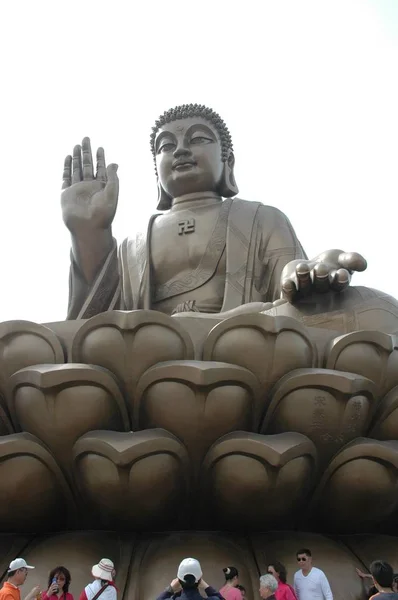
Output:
top-left (0, 559), bottom-right (117, 600)
top-left (1, 550), bottom-right (398, 600)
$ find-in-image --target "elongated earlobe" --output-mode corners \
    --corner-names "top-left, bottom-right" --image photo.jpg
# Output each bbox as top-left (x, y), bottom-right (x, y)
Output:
top-left (218, 153), bottom-right (239, 198)
top-left (156, 179), bottom-right (172, 210)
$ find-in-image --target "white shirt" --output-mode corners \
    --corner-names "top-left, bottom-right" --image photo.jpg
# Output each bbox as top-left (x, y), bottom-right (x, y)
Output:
top-left (294, 567), bottom-right (333, 600)
top-left (84, 580), bottom-right (117, 600)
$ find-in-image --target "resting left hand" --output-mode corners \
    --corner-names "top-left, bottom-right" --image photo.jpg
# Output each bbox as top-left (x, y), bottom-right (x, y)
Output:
top-left (280, 249), bottom-right (367, 304)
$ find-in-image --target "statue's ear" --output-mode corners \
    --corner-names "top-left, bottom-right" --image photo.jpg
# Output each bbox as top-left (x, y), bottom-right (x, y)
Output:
top-left (156, 179), bottom-right (172, 210)
top-left (218, 152), bottom-right (239, 198)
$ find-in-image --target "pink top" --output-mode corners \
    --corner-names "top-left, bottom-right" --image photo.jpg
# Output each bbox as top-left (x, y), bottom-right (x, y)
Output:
top-left (219, 586), bottom-right (242, 600)
top-left (42, 594), bottom-right (74, 600)
top-left (275, 582), bottom-right (297, 600)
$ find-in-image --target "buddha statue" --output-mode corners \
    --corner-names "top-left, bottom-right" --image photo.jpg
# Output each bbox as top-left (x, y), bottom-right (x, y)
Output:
top-left (61, 104), bottom-right (368, 320)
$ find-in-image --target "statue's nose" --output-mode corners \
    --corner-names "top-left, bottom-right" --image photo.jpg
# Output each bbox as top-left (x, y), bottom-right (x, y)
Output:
top-left (173, 142), bottom-right (191, 158)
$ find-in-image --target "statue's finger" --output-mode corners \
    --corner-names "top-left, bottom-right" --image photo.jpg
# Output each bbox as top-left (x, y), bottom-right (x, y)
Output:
top-left (72, 144), bottom-right (83, 185)
top-left (82, 137), bottom-right (94, 181)
top-left (281, 278), bottom-right (297, 303)
top-left (330, 268), bottom-right (351, 292)
top-left (96, 147), bottom-right (107, 182)
top-left (338, 251), bottom-right (367, 273)
top-left (106, 163), bottom-right (119, 183)
top-left (62, 155), bottom-right (72, 189)
top-left (313, 261), bottom-right (331, 293)
top-left (296, 262), bottom-right (312, 295)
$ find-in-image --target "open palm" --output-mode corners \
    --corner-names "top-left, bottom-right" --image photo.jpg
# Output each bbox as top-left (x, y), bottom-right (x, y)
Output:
top-left (61, 137), bottom-right (119, 234)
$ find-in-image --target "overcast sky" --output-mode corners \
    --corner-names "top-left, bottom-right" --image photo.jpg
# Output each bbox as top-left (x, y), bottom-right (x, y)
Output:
top-left (0, 0), bottom-right (397, 323)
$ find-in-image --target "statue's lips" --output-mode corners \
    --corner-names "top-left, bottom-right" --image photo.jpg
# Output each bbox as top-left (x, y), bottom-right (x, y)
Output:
top-left (172, 161), bottom-right (196, 171)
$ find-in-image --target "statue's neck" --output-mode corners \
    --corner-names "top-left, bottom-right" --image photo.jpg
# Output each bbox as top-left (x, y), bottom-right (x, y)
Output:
top-left (171, 191), bottom-right (222, 212)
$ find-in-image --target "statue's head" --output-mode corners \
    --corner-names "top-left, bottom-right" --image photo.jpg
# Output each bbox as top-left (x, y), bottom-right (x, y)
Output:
top-left (150, 104), bottom-right (239, 210)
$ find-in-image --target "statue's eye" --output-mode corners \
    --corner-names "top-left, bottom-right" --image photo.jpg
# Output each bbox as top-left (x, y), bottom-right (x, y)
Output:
top-left (190, 136), bottom-right (213, 145)
top-left (158, 143), bottom-right (175, 153)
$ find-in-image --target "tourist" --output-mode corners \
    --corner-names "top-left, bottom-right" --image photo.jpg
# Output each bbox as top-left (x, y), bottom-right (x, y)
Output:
top-left (267, 562), bottom-right (297, 600)
top-left (368, 560), bottom-right (398, 598)
top-left (293, 549), bottom-right (333, 600)
top-left (259, 574), bottom-right (278, 599)
top-left (42, 567), bottom-right (73, 600)
top-left (220, 567), bottom-right (242, 600)
top-left (0, 559), bottom-right (40, 600)
top-left (79, 559), bottom-right (116, 600)
top-left (156, 558), bottom-right (223, 600)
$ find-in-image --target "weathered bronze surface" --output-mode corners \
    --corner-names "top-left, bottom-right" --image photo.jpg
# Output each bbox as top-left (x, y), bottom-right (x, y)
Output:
top-left (1, 106), bottom-right (398, 599)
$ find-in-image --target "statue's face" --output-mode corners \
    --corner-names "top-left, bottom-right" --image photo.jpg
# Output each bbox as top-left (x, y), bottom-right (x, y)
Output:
top-left (155, 117), bottom-right (224, 198)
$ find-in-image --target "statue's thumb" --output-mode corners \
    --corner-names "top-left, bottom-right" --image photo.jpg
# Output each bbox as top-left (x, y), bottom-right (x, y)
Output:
top-left (106, 163), bottom-right (119, 182)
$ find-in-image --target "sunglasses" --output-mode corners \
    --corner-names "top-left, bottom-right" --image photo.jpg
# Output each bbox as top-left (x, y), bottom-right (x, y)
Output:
top-left (297, 558), bottom-right (308, 562)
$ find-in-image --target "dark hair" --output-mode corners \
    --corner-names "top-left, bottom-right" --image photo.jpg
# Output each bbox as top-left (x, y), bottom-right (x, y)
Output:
top-left (150, 104), bottom-right (234, 173)
top-left (236, 585), bottom-right (246, 592)
top-left (179, 574), bottom-right (198, 590)
top-left (370, 560), bottom-right (393, 589)
top-left (223, 566), bottom-right (239, 581)
top-left (296, 548), bottom-right (312, 558)
top-left (7, 571), bottom-right (17, 578)
top-left (48, 567), bottom-right (71, 594)
top-left (269, 561), bottom-right (287, 584)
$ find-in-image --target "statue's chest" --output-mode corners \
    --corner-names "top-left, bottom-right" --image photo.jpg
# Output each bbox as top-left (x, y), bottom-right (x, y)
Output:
top-left (150, 208), bottom-right (223, 285)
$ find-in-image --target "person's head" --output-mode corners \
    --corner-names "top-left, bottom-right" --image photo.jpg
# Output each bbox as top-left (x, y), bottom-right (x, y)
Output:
top-left (7, 559), bottom-right (35, 586)
top-left (370, 560), bottom-right (393, 591)
top-left (268, 561), bottom-right (287, 584)
top-left (259, 574), bottom-right (278, 599)
top-left (150, 104), bottom-right (238, 209)
top-left (91, 559), bottom-right (115, 583)
top-left (296, 549), bottom-right (312, 572)
top-left (236, 585), bottom-right (246, 597)
top-left (48, 567), bottom-right (71, 593)
top-left (393, 573), bottom-right (398, 592)
top-left (223, 566), bottom-right (239, 586)
top-left (177, 558), bottom-right (203, 590)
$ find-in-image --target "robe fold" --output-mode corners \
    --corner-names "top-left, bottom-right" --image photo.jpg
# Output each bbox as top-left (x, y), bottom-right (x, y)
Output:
top-left (67, 199), bottom-right (306, 320)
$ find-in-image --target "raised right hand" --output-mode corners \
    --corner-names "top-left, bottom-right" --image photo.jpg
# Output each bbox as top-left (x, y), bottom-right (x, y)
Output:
top-left (46, 584), bottom-right (58, 596)
top-left (61, 137), bottom-right (119, 235)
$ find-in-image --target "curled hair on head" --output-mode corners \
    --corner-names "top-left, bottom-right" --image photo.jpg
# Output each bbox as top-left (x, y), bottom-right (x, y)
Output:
top-left (370, 560), bottom-right (393, 589)
top-left (47, 566), bottom-right (71, 594)
top-left (268, 560), bottom-right (287, 584)
top-left (179, 574), bottom-right (198, 590)
top-left (150, 104), bottom-right (234, 174)
top-left (223, 566), bottom-right (239, 581)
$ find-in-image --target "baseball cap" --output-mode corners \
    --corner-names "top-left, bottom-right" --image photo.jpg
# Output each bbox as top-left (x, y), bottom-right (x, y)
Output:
top-left (177, 558), bottom-right (202, 583)
top-left (8, 559), bottom-right (35, 572)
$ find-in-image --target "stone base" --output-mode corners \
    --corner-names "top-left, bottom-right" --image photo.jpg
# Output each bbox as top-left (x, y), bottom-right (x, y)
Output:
top-left (0, 530), bottom-right (397, 600)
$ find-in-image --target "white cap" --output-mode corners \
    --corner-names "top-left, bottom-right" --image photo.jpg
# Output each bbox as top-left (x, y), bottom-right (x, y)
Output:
top-left (8, 559), bottom-right (35, 572)
top-left (177, 558), bottom-right (202, 583)
top-left (92, 559), bottom-right (115, 582)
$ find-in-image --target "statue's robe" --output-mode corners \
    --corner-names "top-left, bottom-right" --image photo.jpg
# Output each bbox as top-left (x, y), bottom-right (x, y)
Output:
top-left (67, 198), bottom-right (306, 320)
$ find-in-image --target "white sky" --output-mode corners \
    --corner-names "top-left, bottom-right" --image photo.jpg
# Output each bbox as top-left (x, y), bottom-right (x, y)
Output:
top-left (0, 0), bottom-right (397, 323)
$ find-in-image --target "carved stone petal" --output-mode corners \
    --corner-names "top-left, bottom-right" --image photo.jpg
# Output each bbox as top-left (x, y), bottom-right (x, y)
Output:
top-left (14, 531), bottom-right (133, 597)
top-left (8, 364), bottom-right (129, 482)
top-left (251, 531), bottom-right (366, 600)
top-left (73, 429), bottom-right (190, 529)
top-left (309, 438), bottom-right (398, 531)
top-left (342, 534), bottom-right (398, 573)
top-left (203, 314), bottom-right (317, 406)
top-left (370, 385), bottom-right (398, 439)
top-left (326, 330), bottom-right (398, 397)
top-left (0, 320), bottom-right (64, 404)
top-left (136, 360), bottom-right (261, 474)
top-left (201, 431), bottom-right (316, 529)
top-left (262, 368), bottom-right (376, 468)
top-left (126, 532), bottom-right (260, 600)
top-left (70, 310), bottom-right (194, 426)
top-left (0, 433), bottom-right (76, 531)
